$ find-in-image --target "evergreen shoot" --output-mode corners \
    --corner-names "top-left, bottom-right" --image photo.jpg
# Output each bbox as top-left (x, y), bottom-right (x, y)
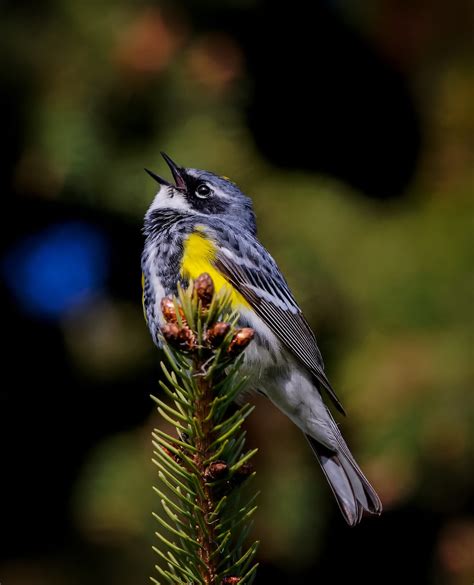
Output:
top-left (150, 273), bottom-right (259, 585)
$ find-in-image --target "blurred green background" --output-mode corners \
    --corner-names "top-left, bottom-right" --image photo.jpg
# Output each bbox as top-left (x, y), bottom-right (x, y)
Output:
top-left (1, 1), bottom-right (473, 584)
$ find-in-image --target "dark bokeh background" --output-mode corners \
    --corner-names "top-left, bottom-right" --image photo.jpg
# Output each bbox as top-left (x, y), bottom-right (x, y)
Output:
top-left (1, 1), bottom-right (473, 584)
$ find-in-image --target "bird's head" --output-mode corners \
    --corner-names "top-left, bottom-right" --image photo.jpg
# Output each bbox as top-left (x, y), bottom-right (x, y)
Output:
top-left (144, 153), bottom-right (256, 233)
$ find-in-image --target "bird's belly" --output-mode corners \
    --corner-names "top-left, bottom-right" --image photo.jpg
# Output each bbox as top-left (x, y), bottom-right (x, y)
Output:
top-left (255, 358), bottom-right (336, 448)
top-left (237, 308), bottom-right (286, 380)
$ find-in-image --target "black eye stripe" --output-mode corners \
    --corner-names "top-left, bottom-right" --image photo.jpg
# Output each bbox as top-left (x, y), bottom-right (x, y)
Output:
top-left (181, 174), bottom-right (225, 213)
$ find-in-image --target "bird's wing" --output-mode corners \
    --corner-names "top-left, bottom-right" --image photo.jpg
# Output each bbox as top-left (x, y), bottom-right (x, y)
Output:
top-left (213, 233), bottom-right (345, 415)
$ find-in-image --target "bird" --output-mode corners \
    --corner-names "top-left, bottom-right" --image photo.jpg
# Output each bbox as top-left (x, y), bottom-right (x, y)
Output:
top-left (141, 152), bottom-right (382, 525)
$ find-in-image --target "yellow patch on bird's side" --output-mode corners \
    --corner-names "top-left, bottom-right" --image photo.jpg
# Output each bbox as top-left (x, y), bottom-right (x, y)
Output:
top-left (181, 229), bottom-right (250, 308)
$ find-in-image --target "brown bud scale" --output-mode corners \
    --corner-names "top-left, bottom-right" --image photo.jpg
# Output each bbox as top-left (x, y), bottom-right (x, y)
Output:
top-left (227, 327), bottom-right (255, 357)
top-left (204, 460), bottom-right (228, 481)
top-left (161, 322), bottom-right (180, 344)
top-left (177, 325), bottom-right (196, 350)
top-left (206, 321), bottom-right (231, 348)
top-left (161, 322), bottom-right (196, 351)
top-left (161, 296), bottom-right (185, 323)
top-left (194, 273), bottom-right (214, 308)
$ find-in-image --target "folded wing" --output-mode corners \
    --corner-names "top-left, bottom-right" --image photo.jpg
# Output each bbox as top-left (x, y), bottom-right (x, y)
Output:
top-left (213, 239), bottom-right (345, 415)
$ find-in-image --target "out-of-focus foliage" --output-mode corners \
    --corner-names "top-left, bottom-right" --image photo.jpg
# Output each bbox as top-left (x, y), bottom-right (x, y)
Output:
top-left (1, 1), bottom-right (473, 584)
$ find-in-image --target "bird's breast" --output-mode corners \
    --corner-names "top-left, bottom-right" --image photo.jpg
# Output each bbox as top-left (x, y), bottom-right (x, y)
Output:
top-left (180, 229), bottom-right (250, 310)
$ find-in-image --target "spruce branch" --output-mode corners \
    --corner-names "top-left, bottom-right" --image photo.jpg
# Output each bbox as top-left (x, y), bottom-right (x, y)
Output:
top-left (151, 273), bottom-right (259, 585)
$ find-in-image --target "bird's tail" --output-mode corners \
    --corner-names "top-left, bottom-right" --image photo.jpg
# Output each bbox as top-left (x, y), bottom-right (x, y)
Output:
top-left (306, 428), bottom-right (382, 526)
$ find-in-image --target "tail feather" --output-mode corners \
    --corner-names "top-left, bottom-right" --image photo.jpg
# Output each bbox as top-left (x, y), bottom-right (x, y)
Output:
top-left (306, 434), bottom-right (382, 526)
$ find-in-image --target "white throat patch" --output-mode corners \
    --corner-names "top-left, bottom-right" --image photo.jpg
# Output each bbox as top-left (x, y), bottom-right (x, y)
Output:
top-left (147, 186), bottom-right (193, 215)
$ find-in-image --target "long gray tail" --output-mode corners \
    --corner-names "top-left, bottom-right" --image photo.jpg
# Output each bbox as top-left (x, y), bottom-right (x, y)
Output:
top-left (306, 428), bottom-right (382, 526)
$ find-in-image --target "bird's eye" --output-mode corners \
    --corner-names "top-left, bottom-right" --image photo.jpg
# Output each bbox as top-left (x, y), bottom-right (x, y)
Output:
top-left (195, 184), bottom-right (211, 198)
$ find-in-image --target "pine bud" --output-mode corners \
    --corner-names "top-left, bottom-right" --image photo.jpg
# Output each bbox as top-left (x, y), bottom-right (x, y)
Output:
top-left (161, 296), bottom-right (184, 323)
top-left (204, 460), bottom-right (228, 481)
top-left (194, 273), bottom-right (214, 308)
top-left (227, 328), bottom-right (254, 357)
top-left (161, 322), bottom-right (196, 351)
top-left (206, 321), bottom-right (231, 347)
top-left (160, 322), bottom-right (180, 344)
top-left (178, 326), bottom-right (196, 350)
top-left (221, 577), bottom-right (240, 584)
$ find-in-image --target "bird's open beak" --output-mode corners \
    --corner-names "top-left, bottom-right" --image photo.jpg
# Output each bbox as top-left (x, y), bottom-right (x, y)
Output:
top-left (144, 152), bottom-right (187, 191)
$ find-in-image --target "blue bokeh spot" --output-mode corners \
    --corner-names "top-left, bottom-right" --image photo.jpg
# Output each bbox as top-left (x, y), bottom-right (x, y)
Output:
top-left (3, 221), bottom-right (108, 319)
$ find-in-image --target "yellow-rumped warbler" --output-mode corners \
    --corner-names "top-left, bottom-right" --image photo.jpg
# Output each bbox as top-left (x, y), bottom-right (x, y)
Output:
top-left (142, 153), bottom-right (382, 525)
